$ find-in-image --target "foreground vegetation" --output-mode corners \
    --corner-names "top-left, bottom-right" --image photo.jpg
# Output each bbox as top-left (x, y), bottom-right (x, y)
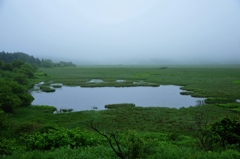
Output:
top-left (1, 61), bottom-right (240, 158)
top-left (1, 104), bottom-right (240, 158)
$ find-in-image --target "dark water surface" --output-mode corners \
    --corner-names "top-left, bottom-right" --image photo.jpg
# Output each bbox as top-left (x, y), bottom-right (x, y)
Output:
top-left (30, 85), bottom-right (205, 111)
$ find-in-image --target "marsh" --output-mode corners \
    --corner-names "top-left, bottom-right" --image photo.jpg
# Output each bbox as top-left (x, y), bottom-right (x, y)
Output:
top-left (30, 85), bottom-right (205, 111)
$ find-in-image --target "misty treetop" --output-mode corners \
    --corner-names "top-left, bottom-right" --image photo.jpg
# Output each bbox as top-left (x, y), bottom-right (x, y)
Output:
top-left (0, 51), bottom-right (41, 65)
top-left (0, 51), bottom-right (76, 68)
top-left (41, 59), bottom-right (76, 68)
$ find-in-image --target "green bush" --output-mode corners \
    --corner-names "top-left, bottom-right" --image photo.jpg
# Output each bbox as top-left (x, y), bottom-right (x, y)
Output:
top-left (0, 79), bottom-right (34, 113)
top-left (210, 117), bottom-right (240, 149)
top-left (123, 132), bottom-right (155, 159)
top-left (0, 138), bottom-right (19, 155)
top-left (0, 109), bottom-right (7, 129)
top-left (15, 123), bottom-right (41, 136)
top-left (194, 114), bottom-right (240, 151)
top-left (23, 128), bottom-right (103, 150)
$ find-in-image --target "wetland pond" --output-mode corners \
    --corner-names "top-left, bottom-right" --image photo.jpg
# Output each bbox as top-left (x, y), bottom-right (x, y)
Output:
top-left (30, 85), bottom-right (206, 111)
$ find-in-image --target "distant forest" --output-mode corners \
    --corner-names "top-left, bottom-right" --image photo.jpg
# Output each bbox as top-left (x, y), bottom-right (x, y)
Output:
top-left (0, 51), bottom-right (76, 68)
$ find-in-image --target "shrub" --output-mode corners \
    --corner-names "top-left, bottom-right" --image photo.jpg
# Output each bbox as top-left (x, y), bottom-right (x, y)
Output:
top-left (195, 116), bottom-right (240, 151)
top-left (87, 121), bottom-right (157, 159)
top-left (23, 128), bottom-right (101, 150)
top-left (0, 79), bottom-right (34, 113)
top-left (15, 123), bottom-right (41, 135)
top-left (120, 134), bottom-right (144, 159)
top-left (210, 117), bottom-right (240, 149)
top-left (0, 110), bottom-right (7, 128)
top-left (0, 138), bottom-right (18, 155)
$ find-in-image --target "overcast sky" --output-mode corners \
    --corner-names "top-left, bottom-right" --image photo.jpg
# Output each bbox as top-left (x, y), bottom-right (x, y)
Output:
top-left (0, 0), bottom-right (240, 64)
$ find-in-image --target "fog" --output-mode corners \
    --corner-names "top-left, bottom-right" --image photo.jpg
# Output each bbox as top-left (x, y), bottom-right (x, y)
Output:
top-left (0, 0), bottom-right (240, 64)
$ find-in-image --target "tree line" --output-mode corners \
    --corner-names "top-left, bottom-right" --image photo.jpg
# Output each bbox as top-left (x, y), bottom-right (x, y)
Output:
top-left (0, 60), bottom-right (36, 113)
top-left (0, 51), bottom-right (76, 114)
top-left (0, 51), bottom-right (76, 68)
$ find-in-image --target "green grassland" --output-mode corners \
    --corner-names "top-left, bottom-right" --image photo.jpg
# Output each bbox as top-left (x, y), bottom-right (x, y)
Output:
top-left (2, 65), bottom-right (240, 159)
top-left (38, 65), bottom-right (240, 98)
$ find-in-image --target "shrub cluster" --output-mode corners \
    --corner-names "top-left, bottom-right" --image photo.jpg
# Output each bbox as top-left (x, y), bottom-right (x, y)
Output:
top-left (0, 80), bottom-right (34, 113)
top-left (196, 116), bottom-right (240, 151)
top-left (22, 128), bottom-right (103, 150)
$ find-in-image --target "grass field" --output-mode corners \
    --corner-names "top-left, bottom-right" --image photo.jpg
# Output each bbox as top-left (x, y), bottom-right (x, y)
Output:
top-left (2, 65), bottom-right (240, 159)
top-left (38, 65), bottom-right (240, 98)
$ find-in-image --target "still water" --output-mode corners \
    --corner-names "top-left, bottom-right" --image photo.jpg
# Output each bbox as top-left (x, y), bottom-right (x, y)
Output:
top-left (30, 85), bottom-right (205, 111)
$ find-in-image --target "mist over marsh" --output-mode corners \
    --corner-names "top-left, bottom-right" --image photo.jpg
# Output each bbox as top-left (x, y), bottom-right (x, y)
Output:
top-left (1, 0), bottom-right (240, 64)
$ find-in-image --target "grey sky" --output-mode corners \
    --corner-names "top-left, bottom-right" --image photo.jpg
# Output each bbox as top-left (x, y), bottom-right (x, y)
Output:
top-left (1, 0), bottom-right (240, 64)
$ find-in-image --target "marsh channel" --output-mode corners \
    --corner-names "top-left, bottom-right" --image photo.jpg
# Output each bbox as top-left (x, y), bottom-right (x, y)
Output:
top-left (29, 85), bottom-right (206, 112)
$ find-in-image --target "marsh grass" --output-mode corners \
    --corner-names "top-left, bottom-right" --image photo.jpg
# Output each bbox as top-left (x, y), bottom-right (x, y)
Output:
top-left (30, 105), bottom-right (57, 113)
top-left (9, 104), bottom-right (237, 135)
top-left (216, 103), bottom-right (240, 112)
top-left (3, 65), bottom-right (240, 158)
top-left (205, 98), bottom-right (236, 104)
top-left (51, 85), bottom-right (62, 88)
top-left (2, 103), bottom-right (240, 158)
top-left (105, 103), bottom-right (135, 109)
top-left (38, 66), bottom-right (240, 99)
top-left (39, 86), bottom-right (55, 92)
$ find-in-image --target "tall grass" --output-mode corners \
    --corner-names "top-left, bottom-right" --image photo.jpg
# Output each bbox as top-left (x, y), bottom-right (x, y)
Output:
top-left (2, 65), bottom-right (240, 158)
top-left (38, 66), bottom-right (240, 99)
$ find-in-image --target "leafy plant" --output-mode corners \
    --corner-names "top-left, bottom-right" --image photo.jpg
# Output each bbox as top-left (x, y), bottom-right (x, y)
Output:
top-left (0, 79), bottom-right (34, 113)
top-left (23, 128), bottom-right (102, 150)
top-left (193, 112), bottom-right (214, 151)
top-left (0, 138), bottom-right (19, 155)
top-left (210, 117), bottom-right (240, 149)
top-left (0, 109), bottom-right (7, 129)
top-left (86, 121), bottom-right (156, 159)
top-left (15, 123), bottom-right (41, 136)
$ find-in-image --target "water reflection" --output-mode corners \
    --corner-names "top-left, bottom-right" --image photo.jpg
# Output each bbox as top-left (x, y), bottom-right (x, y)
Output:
top-left (30, 85), bottom-right (205, 111)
